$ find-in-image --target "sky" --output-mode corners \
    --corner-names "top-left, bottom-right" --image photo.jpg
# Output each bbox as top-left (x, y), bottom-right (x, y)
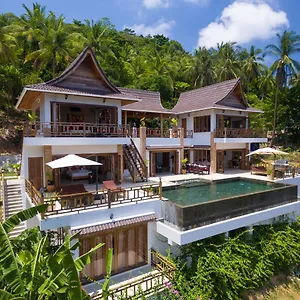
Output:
top-left (1, 0), bottom-right (300, 53)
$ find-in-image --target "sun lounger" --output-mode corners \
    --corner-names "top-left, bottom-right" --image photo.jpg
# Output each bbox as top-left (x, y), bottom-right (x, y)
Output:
top-left (251, 166), bottom-right (267, 175)
top-left (102, 180), bottom-right (126, 199)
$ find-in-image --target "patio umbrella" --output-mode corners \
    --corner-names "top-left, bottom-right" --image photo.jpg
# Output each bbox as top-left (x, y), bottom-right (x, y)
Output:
top-left (46, 154), bottom-right (102, 169)
top-left (246, 147), bottom-right (288, 157)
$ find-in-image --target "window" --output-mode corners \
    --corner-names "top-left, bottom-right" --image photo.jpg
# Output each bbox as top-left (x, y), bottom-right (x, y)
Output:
top-left (194, 116), bottom-right (211, 132)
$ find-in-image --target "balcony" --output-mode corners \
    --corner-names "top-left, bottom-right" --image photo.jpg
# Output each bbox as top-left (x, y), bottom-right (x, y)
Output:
top-left (25, 179), bottom-right (161, 218)
top-left (24, 122), bottom-right (130, 138)
top-left (131, 128), bottom-right (193, 138)
top-left (215, 128), bottom-right (266, 138)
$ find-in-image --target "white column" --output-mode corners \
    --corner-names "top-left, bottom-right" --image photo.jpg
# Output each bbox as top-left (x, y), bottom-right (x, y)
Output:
top-left (117, 107), bottom-right (122, 125)
top-left (189, 150), bottom-right (194, 163)
top-left (210, 110), bottom-right (217, 132)
top-left (245, 117), bottom-right (249, 129)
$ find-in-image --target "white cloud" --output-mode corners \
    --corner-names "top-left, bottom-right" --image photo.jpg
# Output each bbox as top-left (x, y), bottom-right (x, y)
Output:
top-left (142, 0), bottom-right (171, 9)
top-left (197, 0), bottom-right (289, 48)
top-left (125, 19), bottom-right (176, 36)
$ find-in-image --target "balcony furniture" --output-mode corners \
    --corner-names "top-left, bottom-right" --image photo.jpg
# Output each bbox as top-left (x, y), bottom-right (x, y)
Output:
top-left (102, 180), bottom-right (126, 199)
top-left (66, 166), bottom-right (92, 181)
top-left (250, 165), bottom-right (267, 175)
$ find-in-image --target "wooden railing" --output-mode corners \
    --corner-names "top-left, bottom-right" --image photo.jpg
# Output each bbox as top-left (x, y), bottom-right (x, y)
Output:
top-left (215, 128), bottom-right (266, 138)
top-left (24, 122), bottom-right (130, 138)
top-left (1, 169), bottom-right (6, 221)
top-left (25, 179), bottom-right (160, 217)
top-left (91, 250), bottom-right (176, 299)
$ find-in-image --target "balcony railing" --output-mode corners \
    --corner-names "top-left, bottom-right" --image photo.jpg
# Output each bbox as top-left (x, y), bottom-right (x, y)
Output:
top-left (25, 179), bottom-right (161, 217)
top-left (91, 249), bottom-right (176, 299)
top-left (24, 121), bottom-right (130, 138)
top-left (215, 128), bottom-right (266, 138)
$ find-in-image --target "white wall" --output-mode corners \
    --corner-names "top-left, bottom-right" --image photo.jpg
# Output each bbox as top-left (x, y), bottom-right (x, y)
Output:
top-left (185, 132), bottom-right (210, 146)
top-left (41, 93), bottom-right (123, 124)
top-left (215, 138), bottom-right (267, 144)
top-left (40, 199), bottom-right (162, 231)
top-left (216, 143), bottom-right (246, 150)
top-left (146, 138), bottom-right (180, 147)
top-left (52, 145), bottom-right (118, 155)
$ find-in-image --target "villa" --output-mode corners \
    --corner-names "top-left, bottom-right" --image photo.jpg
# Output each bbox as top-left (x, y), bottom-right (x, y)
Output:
top-left (4, 47), bottom-right (300, 295)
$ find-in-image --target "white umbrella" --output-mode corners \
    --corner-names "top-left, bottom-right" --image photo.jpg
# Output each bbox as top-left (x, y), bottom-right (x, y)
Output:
top-left (46, 154), bottom-right (102, 169)
top-left (246, 147), bottom-right (288, 157)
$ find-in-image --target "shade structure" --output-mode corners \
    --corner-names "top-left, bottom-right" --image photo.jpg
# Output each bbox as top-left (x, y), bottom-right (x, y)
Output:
top-left (46, 154), bottom-right (103, 169)
top-left (246, 147), bottom-right (288, 157)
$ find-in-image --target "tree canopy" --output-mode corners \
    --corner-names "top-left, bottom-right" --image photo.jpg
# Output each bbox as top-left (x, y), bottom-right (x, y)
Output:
top-left (1, 3), bottom-right (300, 146)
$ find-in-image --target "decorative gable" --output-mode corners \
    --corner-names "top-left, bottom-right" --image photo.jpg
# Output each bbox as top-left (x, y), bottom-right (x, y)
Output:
top-left (47, 46), bottom-right (120, 95)
top-left (216, 81), bottom-right (247, 109)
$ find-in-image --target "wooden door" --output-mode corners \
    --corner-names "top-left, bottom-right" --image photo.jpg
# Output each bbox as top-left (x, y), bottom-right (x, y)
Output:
top-left (150, 152), bottom-right (156, 177)
top-left (182, 118), bottom-right (187, 137)
top-left (216, 151), bottom-right (224, 173)
top-left (28, 157), bottom-right (43, 189)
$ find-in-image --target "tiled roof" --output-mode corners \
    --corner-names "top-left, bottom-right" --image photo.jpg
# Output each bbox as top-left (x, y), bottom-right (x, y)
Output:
top-left (172, 78), bottom-right (246, 114)
top-left (70, 214), bottom-right (156, 236)
top-left (120, 87), bottom-right (172, 114)
top-left (25, 83), bottom-right (140, 101)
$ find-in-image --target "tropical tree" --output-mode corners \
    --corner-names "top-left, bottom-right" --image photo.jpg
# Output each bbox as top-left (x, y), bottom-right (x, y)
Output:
top-left (0, 205), bottom-right (112, 299)
top-left (264, 30), bottom-right (300, 145)
top-left (242, 45), bottom-right (265, 92)
top-left (25, 12), bottom-right (82, 76)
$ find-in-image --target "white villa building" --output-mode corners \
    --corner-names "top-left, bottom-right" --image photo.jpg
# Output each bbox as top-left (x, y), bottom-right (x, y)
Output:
top-left (8, 47), bottom-right (300, 289)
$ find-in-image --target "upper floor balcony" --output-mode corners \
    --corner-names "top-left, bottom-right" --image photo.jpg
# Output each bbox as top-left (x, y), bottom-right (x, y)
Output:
top-left (24, 121), bottom-right (130, 138)
top-left (215, 128), bottom-right (267, 139)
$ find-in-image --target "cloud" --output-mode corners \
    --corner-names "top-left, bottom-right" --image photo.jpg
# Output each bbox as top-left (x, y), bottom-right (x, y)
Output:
top-left (197, 0), bottom-right (289, 48)
top-left (124, 19), bottom-right (176, 36)
top-left (142, 0), bottom-right (171, 9)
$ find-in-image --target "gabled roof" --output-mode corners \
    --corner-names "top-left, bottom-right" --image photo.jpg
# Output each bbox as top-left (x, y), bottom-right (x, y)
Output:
top-left (120, 87), bottom-right (172, 114)
top-left (16, 47), bottom-right (139, 109)
top-left (172, 78), bottom-right (260, 114)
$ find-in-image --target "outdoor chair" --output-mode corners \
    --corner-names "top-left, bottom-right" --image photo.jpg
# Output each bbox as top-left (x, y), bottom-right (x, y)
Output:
top-left (102, 180), bottom-right (126, 201)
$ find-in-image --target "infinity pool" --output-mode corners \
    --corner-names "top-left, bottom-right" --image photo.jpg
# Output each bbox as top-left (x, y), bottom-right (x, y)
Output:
top-left (163, 179), bottom-right (282, 206)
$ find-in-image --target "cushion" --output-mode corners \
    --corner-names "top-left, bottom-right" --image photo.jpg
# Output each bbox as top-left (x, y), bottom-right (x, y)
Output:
top-left (71, 166), bottom-right (77, 171)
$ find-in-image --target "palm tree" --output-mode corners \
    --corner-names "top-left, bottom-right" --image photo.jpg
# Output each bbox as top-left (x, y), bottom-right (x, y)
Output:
top-left (213, 42), bottom-right (240, 82)
top-left (264, 30), bottom-right (300, 145)
top-left (242, 45), bottom-right (265, 92)
top-left (187, 47), bottom-right (216, 88)
top-left (25, 12), bottom-right (82, 76)
top-left (0, 205), bottom-right (112, 299)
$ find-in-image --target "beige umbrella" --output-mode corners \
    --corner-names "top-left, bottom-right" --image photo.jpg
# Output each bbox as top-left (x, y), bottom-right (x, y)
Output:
top-left (246, 147), bottom-right (288, 156)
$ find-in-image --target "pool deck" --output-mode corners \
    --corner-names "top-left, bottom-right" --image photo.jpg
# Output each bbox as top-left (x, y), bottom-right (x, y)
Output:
top-left (149, 170), bottom-right (269, 188)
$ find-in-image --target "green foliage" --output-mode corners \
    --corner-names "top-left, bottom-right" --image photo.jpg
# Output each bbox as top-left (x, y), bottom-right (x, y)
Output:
top-left (163, 223), bottom-right (300, 300)
top-left (0, 205), bottom-right (110, 300)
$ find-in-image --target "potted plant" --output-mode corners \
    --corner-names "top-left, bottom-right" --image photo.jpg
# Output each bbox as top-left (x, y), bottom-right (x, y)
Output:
top-left (170, 118), bottom-right (178, 138)
top-left (181, 158), bottom-right (188, 174)
top-left (140, 117), bottom-right (146, 127)
top-left (46, 171), bottom-right (55, 192)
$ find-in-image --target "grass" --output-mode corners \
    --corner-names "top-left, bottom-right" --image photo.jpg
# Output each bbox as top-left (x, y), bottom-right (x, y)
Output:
top-left (248, 279), bottom-right (300, 300)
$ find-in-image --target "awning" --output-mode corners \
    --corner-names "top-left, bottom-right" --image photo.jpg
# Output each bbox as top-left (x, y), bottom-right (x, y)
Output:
top-left (184, 145), bottom-right (210, 150)
top-left (146, 146), bottom-right (182, 151)
top-left (70, 214), bottom-right (156, 236)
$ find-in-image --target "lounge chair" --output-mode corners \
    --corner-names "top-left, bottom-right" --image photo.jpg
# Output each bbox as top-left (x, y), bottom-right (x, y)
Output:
top-left (102, 180), bottom-right (126, 200)
top-left (251, 166), bottom-right (267, 175)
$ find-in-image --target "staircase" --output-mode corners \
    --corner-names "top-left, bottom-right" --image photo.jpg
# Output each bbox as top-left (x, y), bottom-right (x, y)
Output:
top-left (123, 139), bottom-right (147, 183)
top-left (3, 180), bottom-right (25, 238)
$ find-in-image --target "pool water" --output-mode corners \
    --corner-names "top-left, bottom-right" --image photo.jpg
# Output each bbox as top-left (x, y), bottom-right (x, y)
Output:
top-left (163, 179), bottom-right (280, 206)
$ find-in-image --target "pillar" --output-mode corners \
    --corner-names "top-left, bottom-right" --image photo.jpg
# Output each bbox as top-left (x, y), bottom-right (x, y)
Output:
top-left (189, 149), bottom-right (194, 164)
top-left (247, 225), bottom-right (253, 235)
top-left (245, 143), bottom-right (250, 170)
top-left (124, 110), bottom-right (127, 125)
top-left (140, 126), bottom-right (147, 162)
top-left (117, 145), bottom-right (124, 184)
top-left (44, 145), bottom-right (52, 186)
top-left (160, 113), bottom-right (164, 137)
top-left (210, 132), bottom-right (217, 173)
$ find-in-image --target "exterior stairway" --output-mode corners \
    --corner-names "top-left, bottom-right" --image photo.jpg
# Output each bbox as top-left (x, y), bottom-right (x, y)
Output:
top-left (123, 139), bottom-right (147, 183)
top-left (3, 180), bottom-right (25, 238)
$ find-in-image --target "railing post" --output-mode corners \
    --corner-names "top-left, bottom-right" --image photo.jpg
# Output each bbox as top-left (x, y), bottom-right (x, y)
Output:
top-left (40, 193), bottom-right (45, 219)
top-left (108, 190), bottom-right (112, 208)
top-left (292, 166), bottom-right (296, 178)
top-left (159, 177), bottom-right (162, 200)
